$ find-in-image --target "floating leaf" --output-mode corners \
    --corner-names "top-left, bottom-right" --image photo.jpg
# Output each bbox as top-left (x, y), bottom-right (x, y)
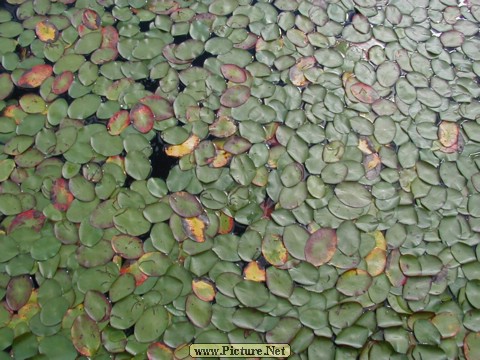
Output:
top-left (82, 9), bottom-right (101, 30)
top-left (35, 20), bottom-right (59, 43)
top-left (131, 104), bottom-right (154, 134)
top-left (244, 261), bottom-right (266, 282)
top-left (6, 276), bottom-right (32, 311)
top-left (192, 279), bottom-right (216, 302)
top-left (335, 182), bottom-right (372, 208)
top-left (71, 314), bottom-right (101, 357)
top-left (182, 216), bottom-right (207, 242)
top-left (165, 135), bottom-right (200, 157)
top-left (438, 121), bottom-right (459, 148)
top-left (0, 73), bottom-right (14, 100)
top-left (51, 178), bottom-right (74, 211)
top-left (186, 294), bottom-right (212, 328)
top-left (107, 110), bottom-right (130, 135)
top-left (221, 64), bottom-right (248, 83)
top-left (134, 305), bottom-right (169, 343)
top-left (220, 85), bottom-right (251, 108)
top-left (350, 82), bottom-right (380, 104)
top-left (337, 269), bottom-right (373, 296)
top-left (262, 233), bottom-right (289, 266)
top-left (304, 228), bottom-right (337, 267)
top-left (52, 71), bottom-right (74, 95)
top-left (169, 191), bottom-right (203, 218)
top-left (111, 235), bottom-right (144, 260)
top-left (8, 209), bottom-right (46, 233)
top-left (18, 64), bottom-right (53, 88)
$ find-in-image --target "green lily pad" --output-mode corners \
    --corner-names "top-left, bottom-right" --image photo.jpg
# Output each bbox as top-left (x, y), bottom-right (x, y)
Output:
top-left (169, 191), bottom-right (203, 217)
top-left (220, 85), bottom-right (251, 108)
top-left (337, 269), bottom-right (373, 296)
top-left (134, 305), bottom-right (169, 343)
top-left (234, 280), bottom-right (269, 308)
top-left (335, 182), bottom-right (372, 208)
top-left (71, 314), bottom-right (101, 357)
top-left (186, 294), bottom-right (212, 328)
top-left (0, 73), bottom-right (14, 100)
top-left (113, 208), bottom-right (151, 236)
top-left (111, 234), bottom-right (144, 260)
top-left (6, 275), bottom-right (32, 311)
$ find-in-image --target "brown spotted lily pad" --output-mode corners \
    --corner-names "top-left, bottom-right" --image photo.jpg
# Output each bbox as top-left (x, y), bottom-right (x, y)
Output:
top-left (18, 64), bottom-right (53, 88)
top-left (51, 178), bottom-right (74, 211)
top-left (304, 228), bottom-right (337, 266)
top-left (221, 64), bottom-right (248, 83)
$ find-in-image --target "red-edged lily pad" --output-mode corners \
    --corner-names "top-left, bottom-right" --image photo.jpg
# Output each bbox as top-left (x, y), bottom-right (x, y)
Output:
top-left (350, 82), bottom-right (380, 104)
top-left (130, 104), bottom-right (154, 134)
top-left (71, 314), bottom-right (101, 357)
top-left (217, 212), bottom-right (234, 234)
top-left (82, 9), bottom-right (101, 30)
top-left (52, 71), bottom-right (74, 95)
top-left (221, 64), bottom-right (248, 83)
top-left (51, 178), bottom-right (74, 211)
top-left (120, 261), bottom-right (149, 287)
top-left (35, 20), bottom-right (59, 43)
top-left (18, 64), bottom-right (53, 88)
top-left (101, 26), bottom-right (119, 48)
top-left (107, 110), bottom-right (130, 135)
top-left (0, 73), bottom-right (14, 100)
top-left (8, 209), bottom-right (46, 233)
top-left (139, 95), bottom-right (174, 121)
top-left (220, 85), bottom-right (251, 108)
top-left (304, 228), bottom-right (337, 267)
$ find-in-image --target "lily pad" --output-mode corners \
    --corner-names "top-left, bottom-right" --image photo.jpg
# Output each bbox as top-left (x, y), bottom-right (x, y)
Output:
top-left (304, 228), bottom-right (337, 267)
top-left (0, 73), bottom-right (14, 100)
top-left (169, 191), bottom-right (203, 218)
top-left (131, 104), bottom-right (154, 134)
top-left (71, 314), bottom-right (101, 357)
top-left (18, 64), bottom-right (53, 88)
top-left (220, 85), bottom-right (251, 108)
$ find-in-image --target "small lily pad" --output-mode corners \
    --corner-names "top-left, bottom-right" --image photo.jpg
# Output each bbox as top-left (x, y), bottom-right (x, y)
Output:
top-left (220, 85), bottom-right (251, 108)
top-left (111, 235), bottom-right (144, 260)
top-left (18, 64), bottom-right (53, 88)
top-left (169, 191), bottom-right (203, 218)
top-left (304, 228), bottom-right (337, 267)
top-left (192, 279), bottom-right (216, 302)
top-left (337, 269), bottom-right (373, 296)
top-left (0, 73), bottom-right (14, 100)
top-left (131, 104), bottom-right (154, 134)
top-left (71, 314), bottom-right (101, 357)
top-left (6, 275), bottom-right (32, 311)
top-left (52, 71), bottom-right (74, 95)
top-left (186, 293), bottom-right (212, 328)
top-left (35, 20), bottom-right (59, 43)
